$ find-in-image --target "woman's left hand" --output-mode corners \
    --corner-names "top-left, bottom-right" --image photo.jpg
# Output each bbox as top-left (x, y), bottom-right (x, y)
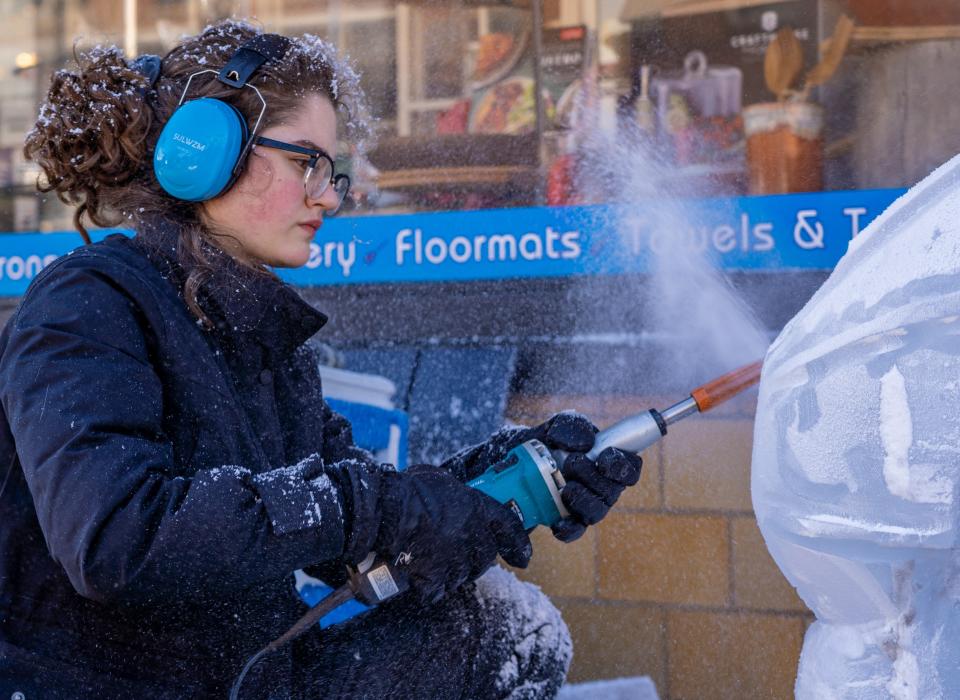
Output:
top-left (552, 445), bottom-right (642, 543)
top-left (515, 412), bottom-right (643, 542)
top-left (528, 412), bottom-right (643, 542)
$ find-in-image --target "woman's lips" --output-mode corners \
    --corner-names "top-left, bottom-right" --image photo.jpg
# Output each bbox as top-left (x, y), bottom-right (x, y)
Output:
top-left (300, 221), bottom-right (321, 235)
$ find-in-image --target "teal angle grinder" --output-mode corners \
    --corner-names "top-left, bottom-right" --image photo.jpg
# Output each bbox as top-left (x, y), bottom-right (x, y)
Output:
top-left (229, 360), bottom-right (762, 699)
top-left (467, 359), bottom-right (763, 531)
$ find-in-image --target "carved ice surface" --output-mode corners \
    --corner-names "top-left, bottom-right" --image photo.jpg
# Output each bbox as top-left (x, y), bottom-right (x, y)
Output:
top-left (752, 153), bottom-right (960, 699)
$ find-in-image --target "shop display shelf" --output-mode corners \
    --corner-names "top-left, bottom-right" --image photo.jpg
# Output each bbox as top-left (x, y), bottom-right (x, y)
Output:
top-left (851, 25), bottom-right (960, 43)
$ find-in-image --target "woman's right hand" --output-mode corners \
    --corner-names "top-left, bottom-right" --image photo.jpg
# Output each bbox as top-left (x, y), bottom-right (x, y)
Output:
top-left (372, 465), bottom-right (532, 603)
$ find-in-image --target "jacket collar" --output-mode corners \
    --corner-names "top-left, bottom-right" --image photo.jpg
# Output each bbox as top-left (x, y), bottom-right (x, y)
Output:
top-left (135, 217), bottom-right (327, 355)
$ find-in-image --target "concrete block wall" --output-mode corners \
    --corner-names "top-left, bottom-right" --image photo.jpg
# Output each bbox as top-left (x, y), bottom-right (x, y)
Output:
top-left (505, 392), bottom-right (811, 700)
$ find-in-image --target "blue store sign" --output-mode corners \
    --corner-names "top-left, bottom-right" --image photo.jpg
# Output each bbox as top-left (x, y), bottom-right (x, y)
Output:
top-left (0, 189), bottom-right (905, 296)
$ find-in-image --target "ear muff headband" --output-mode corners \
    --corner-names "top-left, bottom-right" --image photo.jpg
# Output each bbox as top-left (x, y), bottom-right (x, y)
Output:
top-left (152, 34), bottom-right (290, 202)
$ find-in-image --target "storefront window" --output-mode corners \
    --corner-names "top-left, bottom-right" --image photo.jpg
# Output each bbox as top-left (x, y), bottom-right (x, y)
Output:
top-left (4, 1), bottom-right (960, 226)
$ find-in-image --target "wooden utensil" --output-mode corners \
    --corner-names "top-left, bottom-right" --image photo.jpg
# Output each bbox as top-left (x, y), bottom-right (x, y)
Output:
top-left (764, 27), bottom-right (804, 100)
top-left (779, 28), bottom-right (804, 94)
top-left (763, 29), bottom-right (786, 96)
top-left (804, 14), bottom-right (855, 91)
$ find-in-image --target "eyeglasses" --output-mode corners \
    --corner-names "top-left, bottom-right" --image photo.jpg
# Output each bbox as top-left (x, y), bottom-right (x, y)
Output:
top-left (253, 136), bottom-right (351, 214)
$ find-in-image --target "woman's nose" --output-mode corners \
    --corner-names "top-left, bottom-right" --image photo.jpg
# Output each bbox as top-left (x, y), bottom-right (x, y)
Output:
top-left (307, 183), bottom-right (339, 212)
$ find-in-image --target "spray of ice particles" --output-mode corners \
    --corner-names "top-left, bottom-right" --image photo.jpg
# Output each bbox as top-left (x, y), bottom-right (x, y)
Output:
top-left (578, 120), bottom-right (769, 386)
top-left (752, 152), bottom-right (960, 699)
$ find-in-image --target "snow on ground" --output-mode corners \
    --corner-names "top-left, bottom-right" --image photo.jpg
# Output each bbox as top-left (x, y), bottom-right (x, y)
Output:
top-left (558, 676), bottom-right (659, 700)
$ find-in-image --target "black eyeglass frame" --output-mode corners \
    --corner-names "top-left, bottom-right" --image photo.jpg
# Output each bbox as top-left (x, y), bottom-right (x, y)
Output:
top-left (253, 136), bottom-right (351, 209)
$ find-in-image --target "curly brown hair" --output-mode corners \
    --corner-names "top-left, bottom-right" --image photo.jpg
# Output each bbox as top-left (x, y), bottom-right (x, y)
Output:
top-left (23, 19), bottom-right (371, 324)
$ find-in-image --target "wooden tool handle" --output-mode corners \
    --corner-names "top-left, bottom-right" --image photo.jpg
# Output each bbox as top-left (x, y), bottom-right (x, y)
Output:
top-left (691, 361), bottom-right (763, 413)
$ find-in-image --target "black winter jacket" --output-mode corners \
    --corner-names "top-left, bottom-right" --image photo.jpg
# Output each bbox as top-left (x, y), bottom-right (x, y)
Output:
top-left (0, 226), bottom-right (383, 697)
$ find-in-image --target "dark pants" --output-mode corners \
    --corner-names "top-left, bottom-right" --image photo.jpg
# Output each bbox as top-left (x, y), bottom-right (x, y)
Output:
top-left (1, 568), bottom-right (571, 699)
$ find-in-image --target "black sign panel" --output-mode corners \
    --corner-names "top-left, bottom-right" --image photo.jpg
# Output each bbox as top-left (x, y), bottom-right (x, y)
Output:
top-left (630, 0), bottom-right (821, 107)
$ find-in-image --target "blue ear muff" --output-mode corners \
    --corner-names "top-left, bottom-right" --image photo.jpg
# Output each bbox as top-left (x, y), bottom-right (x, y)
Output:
top-left (153, 98), bottom-right (249, 201)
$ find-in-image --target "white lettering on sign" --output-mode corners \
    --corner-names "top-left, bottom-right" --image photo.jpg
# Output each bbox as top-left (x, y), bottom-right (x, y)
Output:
top-left (761, 11), bottom-right (778, 33)
top-left (395, 227), bottom-right (581, 266)
top-left (794, 210), bottom-right (825, 249)
top-left (0, 254), bottom-right (56, 281)
top-left (844, 207), bottom-right (868, 239)
top-left (730, 27), bottom-right (810, 50)
top-left (487, 234), bottom-right (517, 261)
top-left (633, 214), bottom-right (775, 256)
top-left (449, 236), bottom-right (471, 263)
top-left (305, 240), bottom-right (356, 276)
top-left (713, 225), bottom-right (737, 253)
top-left (541, 52), bottom-right (583, 69)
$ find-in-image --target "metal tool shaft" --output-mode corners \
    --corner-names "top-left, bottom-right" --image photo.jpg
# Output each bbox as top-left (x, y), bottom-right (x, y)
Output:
top-left (659, 396), bottom-right (699, 425)
top-left (585, 360), bottom-right (762, 461)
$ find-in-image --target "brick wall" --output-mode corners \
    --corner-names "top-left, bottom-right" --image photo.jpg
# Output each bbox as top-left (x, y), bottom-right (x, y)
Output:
top-left (505, 392), bottom-right (812, 700)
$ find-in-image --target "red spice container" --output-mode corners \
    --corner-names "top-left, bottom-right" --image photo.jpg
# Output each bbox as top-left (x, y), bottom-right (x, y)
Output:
top-left (546, 133), bottom-right (579, 206)
top-left (743, 102), bottom-right (824, 194)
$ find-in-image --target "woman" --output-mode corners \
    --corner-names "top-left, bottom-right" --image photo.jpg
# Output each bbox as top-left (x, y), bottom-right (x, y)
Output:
top-left (0, 20), bottom-right (641, 699)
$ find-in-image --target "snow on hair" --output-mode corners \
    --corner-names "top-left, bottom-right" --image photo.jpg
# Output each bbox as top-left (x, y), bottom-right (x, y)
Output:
top-left (24, 18), bottom-right (373, 239)
top-left (173, 19), bottom-right (374, 152)
top-left (23, 18), bottom-right (374, 324)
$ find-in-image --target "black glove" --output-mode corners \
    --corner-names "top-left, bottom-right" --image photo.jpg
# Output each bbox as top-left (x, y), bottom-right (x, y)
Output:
top-left (441, 411), bottom-right (601, 483)
top-left (552, 446), bottom-right (643, 543)
top-left (520, 412), bottom-right (644, 542)
top-left (527, 411), bottom-right (599, 454)
top-left (372, 464), bottom-right (532, 603)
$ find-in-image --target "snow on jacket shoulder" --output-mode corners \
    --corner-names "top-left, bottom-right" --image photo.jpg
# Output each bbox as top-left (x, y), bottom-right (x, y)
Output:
top-left (0, 232), bottom-right (373, 692)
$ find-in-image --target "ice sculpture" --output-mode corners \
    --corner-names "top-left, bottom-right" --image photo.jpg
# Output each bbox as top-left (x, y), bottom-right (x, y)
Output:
top-left (753, 153), bottom-right (960, 699)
